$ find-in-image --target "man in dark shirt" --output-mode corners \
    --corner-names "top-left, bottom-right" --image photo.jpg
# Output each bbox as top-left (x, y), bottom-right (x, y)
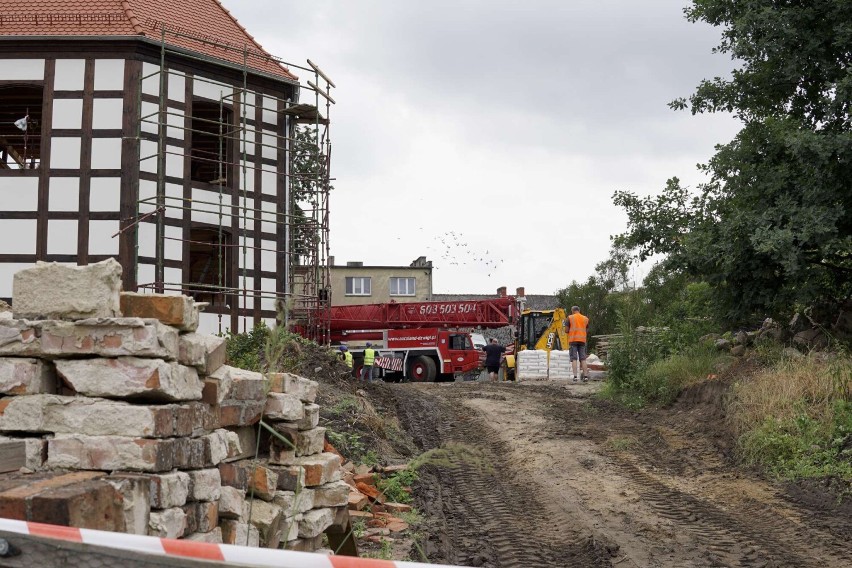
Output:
top-left (482, 338), bottom-right (506, 383)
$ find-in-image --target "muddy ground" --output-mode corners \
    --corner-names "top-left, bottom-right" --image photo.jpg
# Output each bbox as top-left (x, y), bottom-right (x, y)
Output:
top-left (366, 374), bottom-right (852, 568)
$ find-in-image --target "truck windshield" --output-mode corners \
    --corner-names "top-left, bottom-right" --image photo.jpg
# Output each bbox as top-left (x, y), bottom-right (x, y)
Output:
top-left (450, 334), bottom-right (472, 350)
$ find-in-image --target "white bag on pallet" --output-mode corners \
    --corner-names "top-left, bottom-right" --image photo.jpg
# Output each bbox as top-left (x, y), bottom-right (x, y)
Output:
top-left (548, 351), bottom-right (573, 380)
top-left (517, 350), bottom-right (548, 380)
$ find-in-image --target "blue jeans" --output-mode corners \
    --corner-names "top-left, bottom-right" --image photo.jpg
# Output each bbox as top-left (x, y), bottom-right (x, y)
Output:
top-left (361, 365), bottom-right (373, 382)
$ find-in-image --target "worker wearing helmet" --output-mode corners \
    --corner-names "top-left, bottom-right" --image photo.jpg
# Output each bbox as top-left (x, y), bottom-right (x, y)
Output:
top-left (338, 345), bottom-right (353, 369)
top-left (361, 342), bottom-right (376, 383)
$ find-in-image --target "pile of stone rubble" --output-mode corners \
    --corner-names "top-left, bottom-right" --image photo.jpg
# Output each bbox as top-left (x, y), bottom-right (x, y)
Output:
top-left (0, 260), bottom-right (348, 552)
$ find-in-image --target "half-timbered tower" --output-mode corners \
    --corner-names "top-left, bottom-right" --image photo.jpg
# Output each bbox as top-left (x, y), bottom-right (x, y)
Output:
top-left (0, 0), bottom-right (333, 335)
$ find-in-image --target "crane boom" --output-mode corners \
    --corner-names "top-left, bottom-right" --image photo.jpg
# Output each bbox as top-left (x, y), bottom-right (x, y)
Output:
top-left (329, 297), bottom-right (517, 332)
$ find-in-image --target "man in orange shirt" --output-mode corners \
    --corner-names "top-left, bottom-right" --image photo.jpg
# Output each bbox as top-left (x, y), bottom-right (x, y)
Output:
top-left (567, 305), bottom-right (590, 382)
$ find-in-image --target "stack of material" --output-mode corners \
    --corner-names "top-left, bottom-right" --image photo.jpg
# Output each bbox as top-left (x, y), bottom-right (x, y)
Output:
top-left (516, 349), bottom-right (548, 380)
top-left (0, 260), bottom-right (347, 552)
top-left (548, 350), bottom-right (573, 380)
top-left (341, 463), bottom-right (412, 546)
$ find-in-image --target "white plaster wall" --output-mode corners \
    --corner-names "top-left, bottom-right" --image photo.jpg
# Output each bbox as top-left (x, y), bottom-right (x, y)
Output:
top-left (261, 131), bottom-right (277, 160)
top-left (89, 178), bottom-right (121, 212)
top-left (164, 224), bottom-right (182, 260)
top-left (142, 63), bottom-right (160, 97)
top-left (91, 138), bottom-right (122, 169)
top-left (261, 210), bottom-right (278, 235)
top-left (0, 59), bottom-right (45, 81)
top-left (137, 222), bottom-right (156, 258)
top-left (47, 220), bottom-right (78, 255)
top-left (0, 177), bottom-right (38, 211)
top-left (165, 183), bottom-right (183, 219)
top-left (261, 278), bottom-right (277, 312)
top-left (0, 221), bottom-right (36, 255)
top-left (262, 95), bottom-right (278, 125)
top-left (53, 99), bottom-right (83, 130)
top-left (197, 312), bottom-right (220, 335)
top-left (140, 102), bottom-right (158, 134)
top-left (262, 170), bottom-right (277, 196)
top-left (237, 197), bottom-right (253, 230)
top-left (54, 60), bottom-right (86, 91)
top-left (48, 177), bottom-right (79, 211)
top-left (261, 240), bottom-right (278, 263)
top-left (137, 263), bottom-right (155, 288)
top-left (261, 249), bottom-right (275, 274)
top-left (167, 109), bottom-right (185, 140)
top-left (50, 138), bottom-right (81, 169)
top-left (94, 59), bottom-right (125, 91)
top-left (140, 140), bottom-right (157, 172)
top-left (191, 188), bottom-right (227, 225)
top-left (138, 180), bottom-right (157, 213)
top-left (168, 72), bottom-right (186, 103)
top-left (92, 99), bottom-right (123, 130)
top-left (193, 77), bottom-right (231, 102)
top-left (166, 144), bottom-right (183, 178)
top-left (88, 220), bottom-right (120, 255)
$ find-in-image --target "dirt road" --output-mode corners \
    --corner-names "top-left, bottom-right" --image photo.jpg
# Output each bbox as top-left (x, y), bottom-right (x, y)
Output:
top-left (388, 379), bottom-right (852, 568)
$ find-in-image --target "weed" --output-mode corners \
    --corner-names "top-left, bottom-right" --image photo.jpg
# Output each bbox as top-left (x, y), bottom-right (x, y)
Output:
top-left (607, 436), bottom-right (636, 451)
top-left (730, 354), bottom-right (852, 481)
top-left (409, 442), bottom-right (493, 474)
top-left (328, 396), bottom-right (360, 416)
top-left (377, 468), bottom-right (419, 504)
top-left (351, 519), bottom-right (366, 539)
top-left (326, 429), bottom-right (368, 463)
top-left (398, 509), bottom-right (423, 526)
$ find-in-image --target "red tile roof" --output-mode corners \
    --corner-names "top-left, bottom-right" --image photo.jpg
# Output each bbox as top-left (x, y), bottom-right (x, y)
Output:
top-left (0, 0), bottom-right (296, 81)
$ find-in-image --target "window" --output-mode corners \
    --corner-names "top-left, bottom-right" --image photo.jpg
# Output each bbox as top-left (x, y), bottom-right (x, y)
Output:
top-left (190, 100), bottom-right (232, 184)
top-left (390, 277), bottom-right (415, 296)
top-left (186, 227), bottom-right (233, 308)
top-left (345, 277), bottom-right (371, 296)
top-left (449, 334), bottom-right (471, 351)
top-left (0, 84), bottom-right (43, 170)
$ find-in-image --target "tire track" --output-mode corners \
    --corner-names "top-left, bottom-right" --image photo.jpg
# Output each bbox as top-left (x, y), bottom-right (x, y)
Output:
top-left (394, 387), bottom-right (611, 568)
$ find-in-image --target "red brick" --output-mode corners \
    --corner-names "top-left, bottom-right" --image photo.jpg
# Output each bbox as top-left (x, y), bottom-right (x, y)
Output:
top-left (30, 479), bottom-right (125, 531)
top-left (0, 472), bottom-right (103, 521)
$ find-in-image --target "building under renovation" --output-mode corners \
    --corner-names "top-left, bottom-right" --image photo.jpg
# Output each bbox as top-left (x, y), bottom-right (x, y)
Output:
top-left (0, 0), bottom-right (333, 337)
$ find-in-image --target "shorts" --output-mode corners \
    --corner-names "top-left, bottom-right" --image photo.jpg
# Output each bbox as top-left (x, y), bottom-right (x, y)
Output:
top-left (569, 342), bottom-right (587, 362)
top-left (486, 365), bottom-right (500, 374)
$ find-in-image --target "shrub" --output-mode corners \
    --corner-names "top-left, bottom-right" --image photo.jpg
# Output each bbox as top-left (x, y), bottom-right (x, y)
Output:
top-left (730, 354), bottom-right (852, 480)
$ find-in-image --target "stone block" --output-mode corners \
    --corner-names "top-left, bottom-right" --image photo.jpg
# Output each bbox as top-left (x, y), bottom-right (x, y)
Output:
top-left (120, 292), bottom-right (199, 332)
top-left (145, 471), bottom-right (190, 509)
top-left (264, 393), bottom-right (304, 422)
top-left (0, 472), bottom-right (100, 520)
top-left (48, 434), bottom-right (177, 472)
top-left (219, 519), bottom-right (258, 547)
top-left (267, 373), bottom-right (318, 403)
top-left (217, 400), bottom-right (264, 427)
top-left (0, 320), bottom-right (39, 357)
top-left (271, 425), bottom-right (326, 458)
top-left (40, 318), bottom-right (179, 360)
top-left (219, 462), bottom-right (278, 501)
top-left (224, 427), bottom-right (253, 462)
top-left (218, 486), bottom-right (245, 520)
top-left (12, 259), bottom-right (122, 321)
top-left (209, 366), bottom-right (266, 402)
top-left (188, 468), bottom-right (222, 502)
top-left (313, 480), bottom-right (350, 508)
top-left (298, 507), bottom-right (333, 539)
top-left (183, 500), bottom-right (218, 534)
top-left (0, 436), bottom-right (46, 471)
top-left (174, 437), bottom-right (206, 470)
top-left (290, 453), bottom-right (341, 487)
top-left (0, 395), bottom-right (203, 438)
top-left (245, 498), bottom-right (283, 548)
top-left (273, 488), bottom-right (314, 516)
top-left (185, 527), bottom-right (223, 543)
top-left (269, 464), bottom-right (305, 492)
top-left (148, 507), bottom-right (187, 539)
top-left (179, 333), bottom-right (227, 375)
top-left (297, 404), bottom-right (321, 430)
top-left (55, 358), bottom-right (202, 402)
top-left (0, 358), bottom-right (57, 395)
top-left (105, 475), bottom-right (151, 535)
top-left (202, 429), bottom-right (230, 467)
top-left (285, 535), bottom-right (323, 552)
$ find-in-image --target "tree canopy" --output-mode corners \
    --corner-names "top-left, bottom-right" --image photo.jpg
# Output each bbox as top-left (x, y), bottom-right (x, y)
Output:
top-left (614, 0), bottom-right (852, 323)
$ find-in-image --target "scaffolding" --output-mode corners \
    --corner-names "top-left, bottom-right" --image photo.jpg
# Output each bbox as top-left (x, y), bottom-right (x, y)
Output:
top-left (132, 25), bottom-right (334, 342)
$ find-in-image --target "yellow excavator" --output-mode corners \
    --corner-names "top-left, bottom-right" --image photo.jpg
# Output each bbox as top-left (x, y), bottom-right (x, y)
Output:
top-left (502, 307), bottom-right (570, 381)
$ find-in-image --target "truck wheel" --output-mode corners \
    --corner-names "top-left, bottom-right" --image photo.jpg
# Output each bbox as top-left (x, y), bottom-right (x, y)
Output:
top-left (409, 356), bottom-right (437, 382)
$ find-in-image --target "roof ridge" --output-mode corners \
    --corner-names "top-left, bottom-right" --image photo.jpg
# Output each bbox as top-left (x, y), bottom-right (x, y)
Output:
top-left (210, 0), bottom-right (287, 70)
top-left (121, 1), bottom-right (145, 35)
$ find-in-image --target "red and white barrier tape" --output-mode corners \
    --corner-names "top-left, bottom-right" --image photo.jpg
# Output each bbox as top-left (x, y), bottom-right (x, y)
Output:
top-left (0, 519), bottom-right (461, 568)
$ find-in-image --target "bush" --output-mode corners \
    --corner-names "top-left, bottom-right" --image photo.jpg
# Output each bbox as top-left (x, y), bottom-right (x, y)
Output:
top-left (730, 354), bottom-right (852, 481)
top-left (225, 321), bottom-right (338, 376)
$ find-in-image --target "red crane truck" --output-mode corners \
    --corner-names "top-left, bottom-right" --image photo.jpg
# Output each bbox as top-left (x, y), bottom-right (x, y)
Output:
top-left (326, 294), bottom-right (519, 382)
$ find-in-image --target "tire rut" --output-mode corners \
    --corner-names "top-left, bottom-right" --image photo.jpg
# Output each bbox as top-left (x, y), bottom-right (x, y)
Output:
top-left (394, 386), bottom-right (612, 568)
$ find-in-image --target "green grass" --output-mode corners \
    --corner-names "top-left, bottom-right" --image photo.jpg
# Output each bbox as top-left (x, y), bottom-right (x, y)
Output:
top-left (607, 436), bottom-right (636, 451)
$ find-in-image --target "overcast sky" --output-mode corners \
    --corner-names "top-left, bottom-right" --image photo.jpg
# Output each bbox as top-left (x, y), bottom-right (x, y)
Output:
top-left (225, 0), bottom-right (740, 295)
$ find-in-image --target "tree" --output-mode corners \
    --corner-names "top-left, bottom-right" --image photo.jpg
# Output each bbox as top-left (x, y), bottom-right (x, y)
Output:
top-left (615, 1), bottom-right (852, 323)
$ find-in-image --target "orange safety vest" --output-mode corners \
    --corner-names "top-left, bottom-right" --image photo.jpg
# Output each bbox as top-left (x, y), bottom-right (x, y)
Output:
top-left (567, 313), bottom-right (589, 344)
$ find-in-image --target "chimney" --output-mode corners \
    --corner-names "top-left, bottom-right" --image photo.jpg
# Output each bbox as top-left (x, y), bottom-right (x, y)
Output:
top-left (497, 286), bottom-right (507, 298)
top-left (329, 255), bottom-right (335, 266)
top-left (346, 261), bottom-right (363, 267)
top-left (515, 286), bottom-right (525, 297)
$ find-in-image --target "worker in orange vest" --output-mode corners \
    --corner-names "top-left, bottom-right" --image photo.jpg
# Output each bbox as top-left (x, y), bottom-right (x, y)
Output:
top-left (567, 305), bottom-right (590, 382)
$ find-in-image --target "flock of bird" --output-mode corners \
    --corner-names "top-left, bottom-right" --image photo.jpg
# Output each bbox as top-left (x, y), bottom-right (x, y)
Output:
top-left (426, 230), bottom-right (504, 277)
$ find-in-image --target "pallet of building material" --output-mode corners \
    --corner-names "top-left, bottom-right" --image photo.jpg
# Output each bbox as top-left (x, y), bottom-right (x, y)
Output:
top-left (548, 351), bottom-right (573, 380)
top-left (516, 350), bottom-right (548, 380)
